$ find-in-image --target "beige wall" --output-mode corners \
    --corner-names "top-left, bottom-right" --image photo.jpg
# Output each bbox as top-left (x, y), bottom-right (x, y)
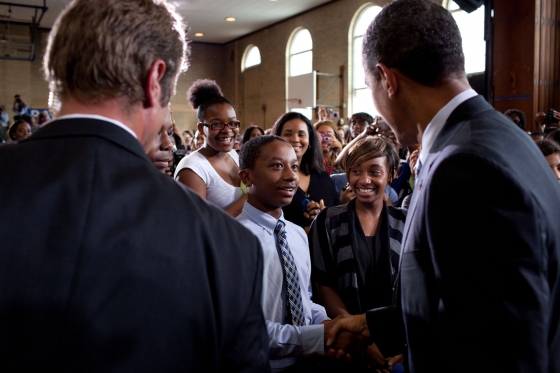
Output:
top-left (0, 24), bottom-right (49, 119)
top-left (221, 0), bottom-right (391, 132)
top-left (0, 0), bottom-right (394, 135)
top-left (171, 42), bottom-right (227, 134)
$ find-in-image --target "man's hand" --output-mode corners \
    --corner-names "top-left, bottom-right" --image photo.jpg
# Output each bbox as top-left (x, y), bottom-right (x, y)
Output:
top-left (340, 184), bottom-right (355, 204)
top-left (365, 343), bottom-right (386, 369)
top-left (408, 149), bottom-right (420, 179)
top-left (325, 313), bottom-right (370, 348)
top-left (329, 138), bottom-right (343, 156)
top-left (322, 318), bottom-right (368, 361)
top-left (363, 117), bottom-right (380, 137)
top-left (318, 106), bottom-right (328, 121)
top-left (303, 199), bottom-right (325, 221)
top-left (535, 109), bottom-right (560, 130)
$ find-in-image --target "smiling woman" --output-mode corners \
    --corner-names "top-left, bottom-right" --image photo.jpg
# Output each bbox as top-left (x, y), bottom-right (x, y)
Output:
top-left (174, 79), bottom-right (247, 216)
top-left (272, 112), bottom-right (340, 232)
top-left (308, 135), bottom-right (406, 369)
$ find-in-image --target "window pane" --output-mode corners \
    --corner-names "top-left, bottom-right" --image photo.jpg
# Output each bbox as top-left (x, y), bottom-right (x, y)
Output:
top-left (290, 29), bottom-right (312, 54)
top-left (353, 36), bottom-right (365, 88)
top-left (451, 4), bottom-right (486, 74)
top-left (290, 50), bottom-right (312, 77)
top-left (244, 46), bottom-right (261, 69)
top-left (354, 6), bottom-right (382, 37)
top-left (353, 88), bottom-right (378, 118)
top-left (291, 107), bottom-right (312, 121)
top-left (351, 6), bottom-right (382, 115)
top-left (447, 0), bottom-right (461, 11)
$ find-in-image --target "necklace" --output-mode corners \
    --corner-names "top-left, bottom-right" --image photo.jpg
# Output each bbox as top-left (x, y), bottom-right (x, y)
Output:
top-left (324, 161), bottom-right (333, 175)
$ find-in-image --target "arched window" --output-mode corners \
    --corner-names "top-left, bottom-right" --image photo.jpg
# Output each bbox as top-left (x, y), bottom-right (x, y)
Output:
top-left (289, 29), bottom-right (312, 77)
top-left (287, 28), bottom-right (313, 119)
top-left (445, 0), bottom-right (486, 74)
top-left (349, 5), bottom-right (382, 117)
top-left (242, 45), bottom-right (261, 71)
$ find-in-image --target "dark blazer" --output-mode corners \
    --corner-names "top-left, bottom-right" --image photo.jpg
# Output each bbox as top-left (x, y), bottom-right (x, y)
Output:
top-left (367, 95), bottom-right (560, 373)
top-left (0, 118), bottom-right (270, 372)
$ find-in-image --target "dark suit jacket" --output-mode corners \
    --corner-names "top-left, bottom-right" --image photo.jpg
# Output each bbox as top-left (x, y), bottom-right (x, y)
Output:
top-left (367, 95), bottom-right (560, 373)
top-left (0, 118), bottom-right (270, 372)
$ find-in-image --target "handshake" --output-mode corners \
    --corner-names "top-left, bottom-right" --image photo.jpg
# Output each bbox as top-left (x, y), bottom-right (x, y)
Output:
top-left (322, 314), bottom-right (403, 371)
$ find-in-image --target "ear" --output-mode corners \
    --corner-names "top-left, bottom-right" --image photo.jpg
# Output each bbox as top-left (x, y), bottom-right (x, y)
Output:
top-left (197, 122), bottom-right (207, 137)
top-left (376, 63), bottom-right (398, 99)
top-left (239, 169), bottom-right (254, 187)
top-left (144, 59), bottom-right (167, 108)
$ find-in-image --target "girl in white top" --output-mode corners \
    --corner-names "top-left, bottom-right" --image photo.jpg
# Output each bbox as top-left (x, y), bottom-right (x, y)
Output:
top-left (174, 79), bottom-right (247, 216)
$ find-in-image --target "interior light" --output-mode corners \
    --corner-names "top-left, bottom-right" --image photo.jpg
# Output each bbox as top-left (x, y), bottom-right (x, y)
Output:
top-left (194, 32), bottom-right (204, 37)
top-left (225, 17), bottom-right (236, 22)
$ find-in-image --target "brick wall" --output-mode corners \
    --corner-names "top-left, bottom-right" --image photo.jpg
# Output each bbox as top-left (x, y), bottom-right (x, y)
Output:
top-left (0, 0), bottom-right (395, 134)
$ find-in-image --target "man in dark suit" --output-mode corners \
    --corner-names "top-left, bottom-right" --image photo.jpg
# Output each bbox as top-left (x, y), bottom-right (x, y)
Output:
top-left (325, 1), bottom-right (560, 372)
top-left (0, 0), bottom-right (269, 371)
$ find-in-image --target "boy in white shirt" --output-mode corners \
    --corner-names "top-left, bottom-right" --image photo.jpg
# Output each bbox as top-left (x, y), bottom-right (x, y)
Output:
top-left (236, 135), bottom-right (364, 372)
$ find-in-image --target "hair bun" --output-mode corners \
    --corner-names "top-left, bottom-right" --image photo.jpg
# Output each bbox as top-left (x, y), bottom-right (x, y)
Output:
top-left (187, 79), bottom-right (223, 110)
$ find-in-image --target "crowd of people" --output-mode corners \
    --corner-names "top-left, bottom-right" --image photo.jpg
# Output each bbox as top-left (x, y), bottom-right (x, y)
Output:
top-left (1, 0), bottom-right (560, 372)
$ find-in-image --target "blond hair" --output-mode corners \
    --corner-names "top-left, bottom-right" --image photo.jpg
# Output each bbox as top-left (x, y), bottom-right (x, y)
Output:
top-left (43, 0), bottom-right (188, 110)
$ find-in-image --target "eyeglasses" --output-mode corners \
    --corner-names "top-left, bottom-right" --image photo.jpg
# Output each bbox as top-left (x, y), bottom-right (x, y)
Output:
top-left (200, 121), bottom-right (241, 131)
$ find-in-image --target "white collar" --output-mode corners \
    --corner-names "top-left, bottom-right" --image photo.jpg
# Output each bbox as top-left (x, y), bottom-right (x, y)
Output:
top-left (52, 113), bottom-right (138, 139)
top-left (419, 88), bottom-right (478, 165)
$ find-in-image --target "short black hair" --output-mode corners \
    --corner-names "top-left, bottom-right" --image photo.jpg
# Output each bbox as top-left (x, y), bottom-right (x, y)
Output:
top-left (351, 112), bottom-right (374, 124)
top-left (8, 120), bottom-right (30, 140)
top-left (545, 127), bottom-right (560, 146)
top-left (504, 109), bottom-right (527, 131)
top-left (239, 135), bottom-right (289, 170)
top-left (271, 112), bottom-right (324, 175)
top-left (536, 139), bottom-right (560, 157)
top-left (363, 0), bottom-right (465, 87)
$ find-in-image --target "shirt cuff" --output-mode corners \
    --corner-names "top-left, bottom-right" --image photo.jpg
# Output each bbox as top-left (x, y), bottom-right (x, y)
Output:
top-left (301, 324), bottom-right (324, 356)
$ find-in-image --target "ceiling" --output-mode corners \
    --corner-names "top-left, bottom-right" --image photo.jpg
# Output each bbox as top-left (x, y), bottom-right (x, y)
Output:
top-left (1, 0), bottom-right (336, 44)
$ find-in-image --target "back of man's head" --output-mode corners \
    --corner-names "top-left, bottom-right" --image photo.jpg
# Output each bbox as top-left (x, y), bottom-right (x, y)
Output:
top-left (363, 0), bottom-right (465, 87)
top-left (43, 0), bottom-right (188, 110)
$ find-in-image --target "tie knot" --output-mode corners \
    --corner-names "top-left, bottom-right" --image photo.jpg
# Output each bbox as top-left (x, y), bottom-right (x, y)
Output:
top-left (275, 220), bottom-right (285, 234)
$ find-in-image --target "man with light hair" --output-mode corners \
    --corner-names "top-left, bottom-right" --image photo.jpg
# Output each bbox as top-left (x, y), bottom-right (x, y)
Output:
top-left (0, 0), bottom-right (269, 371)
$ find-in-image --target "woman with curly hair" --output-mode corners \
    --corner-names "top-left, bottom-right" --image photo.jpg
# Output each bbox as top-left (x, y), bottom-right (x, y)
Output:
top-left (174, 79), bottom-right (246, 216)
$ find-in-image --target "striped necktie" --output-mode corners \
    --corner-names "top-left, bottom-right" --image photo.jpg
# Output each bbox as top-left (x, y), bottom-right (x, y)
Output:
top-left (275, 220), bottom-right (305, 326)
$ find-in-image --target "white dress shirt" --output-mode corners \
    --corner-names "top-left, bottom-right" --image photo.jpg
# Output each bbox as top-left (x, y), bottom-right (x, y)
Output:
top-left (53, 114), bottom-right (138, 139)
top-left (419, 88), bottom-right (478, 167)
top-left (237, 201), bottom-right (330, 372)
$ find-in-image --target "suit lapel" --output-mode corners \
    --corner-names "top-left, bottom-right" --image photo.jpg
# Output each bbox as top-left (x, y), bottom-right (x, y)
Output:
top-left (399, 95), bottom-right (494, 262)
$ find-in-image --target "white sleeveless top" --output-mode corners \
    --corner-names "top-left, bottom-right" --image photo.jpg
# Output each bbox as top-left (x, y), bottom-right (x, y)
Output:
top-left (174, 149), bottom-right (244, 210)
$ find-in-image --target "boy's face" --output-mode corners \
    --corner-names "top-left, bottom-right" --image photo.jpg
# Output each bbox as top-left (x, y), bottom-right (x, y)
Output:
top-left (240, 140), bottom-right (299, 218)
